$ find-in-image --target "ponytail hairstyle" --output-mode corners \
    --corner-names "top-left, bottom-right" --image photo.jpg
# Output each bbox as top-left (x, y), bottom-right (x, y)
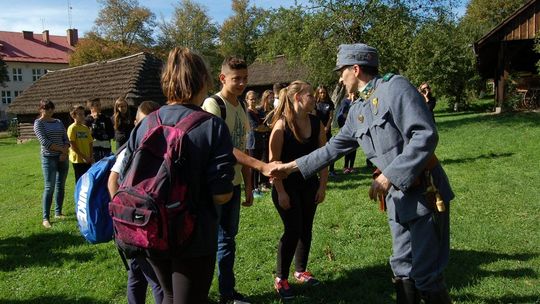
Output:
top-left (113, 97), bottom-right (131, 130)
top-left (161, 47), bottom-right (212, 104)
top-left (271, 80), bottom-right (311, 143)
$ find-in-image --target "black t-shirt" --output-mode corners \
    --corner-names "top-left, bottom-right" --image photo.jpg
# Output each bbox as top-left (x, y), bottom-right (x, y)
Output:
top-left (315, 100), bottom-right (335, 127)
top-left (85, 113), bottom-right (114, 141)
top-left (281, 115), bottom-right (320, 186)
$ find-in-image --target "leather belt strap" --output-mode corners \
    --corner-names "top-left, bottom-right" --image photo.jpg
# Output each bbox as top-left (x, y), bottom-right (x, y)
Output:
top-left (372, 154), bottom-right (439, 212)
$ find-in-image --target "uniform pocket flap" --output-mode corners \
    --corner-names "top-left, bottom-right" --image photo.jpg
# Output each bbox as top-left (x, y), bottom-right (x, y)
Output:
top-left (372, 109), bottom-right (390, 127)
top-left (354, 125), bottom-right (369, 138)
top-left (109, 202), bottom-right (153, 227)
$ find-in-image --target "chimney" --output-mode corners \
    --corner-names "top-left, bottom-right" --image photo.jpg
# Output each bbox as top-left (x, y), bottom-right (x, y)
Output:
top-left (22, 31), bottom-right (34, 40)
top-left (67, 28), bottom-right (78, 47)
top-left (42, 30), bottom-right (50, 44)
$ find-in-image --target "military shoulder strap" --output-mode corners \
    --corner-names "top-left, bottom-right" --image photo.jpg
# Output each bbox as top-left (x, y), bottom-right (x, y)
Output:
top-left (210, 94), bottom-right (246, 120)
top-left (382, 73), bottom-right (395, 82)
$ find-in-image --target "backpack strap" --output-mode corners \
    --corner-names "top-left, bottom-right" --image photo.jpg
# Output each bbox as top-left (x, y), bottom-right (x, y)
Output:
top-left (145, 109), bottom-right (162, 130)
top-left (174, 110), bottom-right (213, 133)
top-left (210, 94), bottom-right (227, 120)
top-left (210, 94), bottom-right (246, 120)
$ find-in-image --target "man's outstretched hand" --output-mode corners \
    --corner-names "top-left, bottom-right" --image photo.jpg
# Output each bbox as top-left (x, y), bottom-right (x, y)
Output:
top-left (267, 161), bottom-right (298, 180)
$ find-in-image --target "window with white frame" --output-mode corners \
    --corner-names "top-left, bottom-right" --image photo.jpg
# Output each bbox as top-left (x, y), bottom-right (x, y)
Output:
top-left (32, 68), bottom-right (42, 81)
top-left (1, 91), bottom-right (12, 104)
top-left (13, 91), bottom-right (24, 98)
top-left (12, 68), bottom-right (22, 82)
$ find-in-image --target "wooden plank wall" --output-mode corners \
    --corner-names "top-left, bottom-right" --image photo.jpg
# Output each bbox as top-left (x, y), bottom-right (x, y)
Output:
top-left (505, 1), bottom-right (540, 40)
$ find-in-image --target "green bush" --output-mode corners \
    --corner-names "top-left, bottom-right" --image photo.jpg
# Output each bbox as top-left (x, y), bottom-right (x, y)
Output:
top-left (8, 118), bottom-right (19, 138)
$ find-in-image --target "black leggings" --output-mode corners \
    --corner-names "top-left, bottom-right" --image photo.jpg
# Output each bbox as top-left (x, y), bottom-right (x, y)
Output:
top-left (344, 150), bottom-right (356, 169)
top-left (72, 163), bottom-right (91, 182)
top-left (147, 255), bottom-right (215, 304)
top-left (272, 179), bottom-right (318, 279)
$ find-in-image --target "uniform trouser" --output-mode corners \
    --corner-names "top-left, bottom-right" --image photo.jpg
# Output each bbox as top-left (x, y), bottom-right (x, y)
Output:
top-left (127, 257), bottom-right (163, 304)
top-left (147, 255), bottom-right (215, 304)
top-left (272, 179), bottom-right (318, 279)
top-left (217, 186), bottom-right (241, 297)
top-left (389, 207), bottom-right (450, 292)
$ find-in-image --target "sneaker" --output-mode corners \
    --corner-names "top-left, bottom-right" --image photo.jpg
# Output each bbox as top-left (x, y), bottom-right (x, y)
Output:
top-left (329, 171), bottom-right (337, 178)
top-left (294, 271), bottom-right (320, 286)
top-left (252, 189), bottom-right (263, 199)
top-left (219, 291), bottom-right (250, 304)
top-left (42, 220), bottom-right (52, 229)
top-left (274, 277), bottom-right (294, 300)
top-left (343, 168), bottom-right (350, 174)
top-left (54, 214), bottom-right (66, 220)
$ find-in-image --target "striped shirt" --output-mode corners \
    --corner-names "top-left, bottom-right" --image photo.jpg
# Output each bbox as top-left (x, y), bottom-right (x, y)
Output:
top-left (34, 119), bottom-right (69, 157)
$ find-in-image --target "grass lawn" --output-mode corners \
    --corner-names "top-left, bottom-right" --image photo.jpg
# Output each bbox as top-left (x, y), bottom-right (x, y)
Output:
top-left (0, 109), bottom-right (539, 303)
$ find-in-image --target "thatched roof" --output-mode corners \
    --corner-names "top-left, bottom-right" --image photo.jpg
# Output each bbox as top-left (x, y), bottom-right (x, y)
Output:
top-left (8, 52), bottom-right (165, 115)
top-left (247, 55), bottom-right (308, 86)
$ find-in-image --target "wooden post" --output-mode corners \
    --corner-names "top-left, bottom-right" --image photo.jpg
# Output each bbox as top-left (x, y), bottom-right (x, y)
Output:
top-left (495, 42), bottom-right (509, 111)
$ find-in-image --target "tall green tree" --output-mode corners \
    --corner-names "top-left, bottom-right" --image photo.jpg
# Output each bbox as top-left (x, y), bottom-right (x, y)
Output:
top-left (94, 0), bottom-right (156, 48)
top-left (69, 32), bottom-right (137, 66)
top-left (157, 0), bottom-right (220, 70)
top-left (460, 0), bottom-right (528, 41)
top-left (0, 58), bottom-right (8, 87)
top-left (256, 0), bottom-right (450, 86)
top-left (70, 0), bottom-right (155, 66)
top-left (406, 17), bottom-right (469, 106)
top-left (219, 0), bottom-right (265, 63)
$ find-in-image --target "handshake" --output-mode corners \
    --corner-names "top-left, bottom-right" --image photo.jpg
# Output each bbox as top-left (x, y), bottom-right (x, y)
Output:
top-left (260, 161), bottom-right (297, 180)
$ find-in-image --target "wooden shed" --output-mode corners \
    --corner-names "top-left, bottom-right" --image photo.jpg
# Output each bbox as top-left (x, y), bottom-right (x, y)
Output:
top-left (474, 0), bottom-right (540, 108)
top-left (246, 55), bottom-right (308, 95)
top-left (8, 52), bottom-right (165, 141)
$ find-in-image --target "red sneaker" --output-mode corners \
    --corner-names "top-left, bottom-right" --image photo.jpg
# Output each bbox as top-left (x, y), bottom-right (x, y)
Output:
top-left (274, 277), bottom-right (294, 300)
top-left (294, 271), bottom-right (320, 286)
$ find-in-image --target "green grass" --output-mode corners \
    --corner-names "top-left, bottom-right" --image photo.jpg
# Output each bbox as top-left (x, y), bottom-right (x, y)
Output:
top-left (1, 110), bottom-right (539, 303)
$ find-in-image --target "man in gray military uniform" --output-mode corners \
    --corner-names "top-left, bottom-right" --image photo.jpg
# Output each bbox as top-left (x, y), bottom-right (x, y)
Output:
top-left (274, 43), bottom-right (454, 304)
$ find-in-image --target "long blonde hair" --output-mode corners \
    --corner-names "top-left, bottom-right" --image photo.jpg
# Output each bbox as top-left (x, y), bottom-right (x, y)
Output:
top-left (271, 80), bottom-right (311, 143)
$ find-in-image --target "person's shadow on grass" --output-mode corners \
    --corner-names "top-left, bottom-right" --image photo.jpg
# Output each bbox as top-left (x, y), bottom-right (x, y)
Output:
top-left (243, 264), bottom-right (394, 304)
top-left (447, 249), bottom-right (539, 303)
top-left (0, 230), bottom-right (94, 271)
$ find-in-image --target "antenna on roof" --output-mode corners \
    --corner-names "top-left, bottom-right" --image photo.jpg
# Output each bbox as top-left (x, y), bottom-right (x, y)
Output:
top-left (67, 0), bottom-right (73, 29)
top-left (41, 18), bottom-right (45, 31)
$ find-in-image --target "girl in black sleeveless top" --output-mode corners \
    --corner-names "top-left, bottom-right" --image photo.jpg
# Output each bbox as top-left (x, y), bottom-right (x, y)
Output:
top-left (269, 81), bottom-right (329, 300)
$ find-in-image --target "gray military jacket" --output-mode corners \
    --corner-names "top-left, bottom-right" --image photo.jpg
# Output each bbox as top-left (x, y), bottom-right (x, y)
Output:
top-left (297, 75), bottom-right (454, 222)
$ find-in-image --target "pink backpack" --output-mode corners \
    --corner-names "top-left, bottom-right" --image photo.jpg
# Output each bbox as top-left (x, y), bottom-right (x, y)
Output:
top-left (109, 109), bottom-right (212, 257)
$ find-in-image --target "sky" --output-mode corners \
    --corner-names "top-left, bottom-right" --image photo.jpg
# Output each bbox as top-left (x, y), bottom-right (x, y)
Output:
top-left (0, 0), bottom-right (309, 36)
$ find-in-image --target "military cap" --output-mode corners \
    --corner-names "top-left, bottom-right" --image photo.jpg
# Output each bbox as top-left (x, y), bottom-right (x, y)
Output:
top-left (334, 43), bottom-right (379, 71)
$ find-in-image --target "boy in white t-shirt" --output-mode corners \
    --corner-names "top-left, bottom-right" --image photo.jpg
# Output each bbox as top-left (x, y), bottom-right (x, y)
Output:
top-left (107, 101), bottom-right (163, 304)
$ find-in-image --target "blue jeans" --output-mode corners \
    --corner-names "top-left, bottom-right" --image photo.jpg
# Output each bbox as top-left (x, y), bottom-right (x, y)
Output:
top-left (217, 185), bottom-right (241, 297)
top-left (41, 155), bottom-right (69, 220)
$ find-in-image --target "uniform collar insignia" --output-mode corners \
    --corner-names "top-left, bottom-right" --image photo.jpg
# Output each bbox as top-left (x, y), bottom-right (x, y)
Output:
top-left (359, 78), bottom-right (376, 101)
